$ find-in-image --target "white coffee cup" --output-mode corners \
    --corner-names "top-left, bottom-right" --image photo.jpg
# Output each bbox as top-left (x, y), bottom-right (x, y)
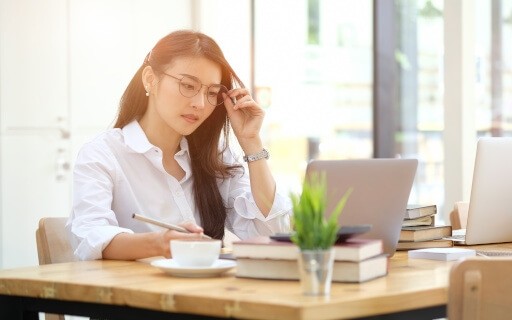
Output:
top-left (170, 239), bottom-right (222, 267)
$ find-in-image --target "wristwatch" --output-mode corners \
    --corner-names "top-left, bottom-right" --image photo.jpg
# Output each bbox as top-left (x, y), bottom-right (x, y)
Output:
top-left (243, 148), bottom-right (269, 163)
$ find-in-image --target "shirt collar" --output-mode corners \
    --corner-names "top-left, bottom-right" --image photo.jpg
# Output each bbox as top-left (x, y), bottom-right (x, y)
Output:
top-left (122, 120), bottom-right (154, 153)
top-left (122, 120), bottom-right (191, 157)
top-left (177, 138), bottom-right (189, 156)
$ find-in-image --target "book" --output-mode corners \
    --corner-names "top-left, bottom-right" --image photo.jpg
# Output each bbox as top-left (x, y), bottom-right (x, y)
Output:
top-left (401, 214), bottom-right (435, 227)
top-left (396, 239), bottom-right (453, 251)
top-left (399, 225), bottom-right (452, 242)
top-left (232, 236), bottom-right (383, 262)
top-left (408, 248), bottom-right (476, 261)
top-left (404, 204), bottom-right (437, 219)
top-left (235, 254), bottom-right (389, 283)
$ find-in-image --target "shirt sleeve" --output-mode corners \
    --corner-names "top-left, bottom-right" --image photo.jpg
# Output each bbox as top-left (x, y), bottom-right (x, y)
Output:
top-left (224, 161), bottom-right (293, 240)
top-left (68, 142), bottom-right (133, 261)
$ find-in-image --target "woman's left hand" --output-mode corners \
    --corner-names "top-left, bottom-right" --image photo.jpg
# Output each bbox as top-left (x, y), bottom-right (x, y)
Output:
top-left (223, 89), bottom-right (264, 142)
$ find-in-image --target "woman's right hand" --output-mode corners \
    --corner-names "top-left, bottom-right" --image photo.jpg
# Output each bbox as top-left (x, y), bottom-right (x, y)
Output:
top-left (157, 221), bottom-right (206, 258)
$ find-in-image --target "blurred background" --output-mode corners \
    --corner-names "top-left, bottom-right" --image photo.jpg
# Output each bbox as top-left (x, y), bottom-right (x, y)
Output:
top-left (1, 0), bottom-right (512, 268)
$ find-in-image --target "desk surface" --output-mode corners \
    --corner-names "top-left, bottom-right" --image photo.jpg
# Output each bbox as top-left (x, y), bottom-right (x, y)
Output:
top-left (1, 243), bottom-right (512, 320)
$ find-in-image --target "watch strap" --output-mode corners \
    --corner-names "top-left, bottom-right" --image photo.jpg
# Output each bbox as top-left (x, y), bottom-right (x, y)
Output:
top-left (243, 148), bottom-right (269, 162)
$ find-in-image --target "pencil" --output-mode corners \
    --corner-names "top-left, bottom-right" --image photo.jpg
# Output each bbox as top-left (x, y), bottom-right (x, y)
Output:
top-left (132, 213), bottom-right (212, 239)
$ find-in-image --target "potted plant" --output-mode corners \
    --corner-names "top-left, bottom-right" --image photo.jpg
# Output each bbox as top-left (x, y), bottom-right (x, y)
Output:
top-left (290, 172), bottom-right (352, 295)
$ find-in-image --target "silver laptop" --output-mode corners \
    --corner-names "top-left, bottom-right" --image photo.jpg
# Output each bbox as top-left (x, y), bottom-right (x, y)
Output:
top-left (448, 137), bottom-right (512, 245)
top-left (305, 159), bottom-right (418, 256)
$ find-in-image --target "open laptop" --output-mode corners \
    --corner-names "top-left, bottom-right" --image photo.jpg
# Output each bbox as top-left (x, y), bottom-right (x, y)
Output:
top-left (447, 137), bottom-right (512, 246)
top-left (305, 159), bottom-right (418, 256)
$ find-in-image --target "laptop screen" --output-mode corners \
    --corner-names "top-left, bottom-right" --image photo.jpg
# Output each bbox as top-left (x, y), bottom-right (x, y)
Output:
top-left (305, 159), bottom-right (417, 255)
top-left (465, 137), bottom-right (512, 245)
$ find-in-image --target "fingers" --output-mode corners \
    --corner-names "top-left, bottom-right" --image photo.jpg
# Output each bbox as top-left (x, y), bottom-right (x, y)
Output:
top-left (225, 89), bottom-right (256, 111)
top-left (222, 92), bottom-right (235, 114)
top-left (162, 222), bottom-right (205, 241)
top-left (228, 88), bottom-right (249, 100)
top-left (179, 221), bottom-right (204, 234)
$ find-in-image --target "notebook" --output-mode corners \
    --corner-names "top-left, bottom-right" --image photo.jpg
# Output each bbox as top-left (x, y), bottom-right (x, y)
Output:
top-left (305, 159), bottom-right (418, 256)
top-left (447, 137), bottom-right (512, 245)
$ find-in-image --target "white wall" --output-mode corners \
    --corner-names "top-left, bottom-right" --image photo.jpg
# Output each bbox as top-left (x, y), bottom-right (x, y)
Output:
top-left (0, 0), bottom-right (251, 269)
top-left (0, 0), bottom-right (71, 269)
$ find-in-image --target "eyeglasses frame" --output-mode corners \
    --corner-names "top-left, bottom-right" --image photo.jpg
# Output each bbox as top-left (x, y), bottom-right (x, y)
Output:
top-left (161, 72), bottom-right (228, 107)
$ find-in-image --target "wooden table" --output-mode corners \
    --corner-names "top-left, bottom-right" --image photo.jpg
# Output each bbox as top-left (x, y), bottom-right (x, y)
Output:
top-left (1, 244), bottom-right (511, 320)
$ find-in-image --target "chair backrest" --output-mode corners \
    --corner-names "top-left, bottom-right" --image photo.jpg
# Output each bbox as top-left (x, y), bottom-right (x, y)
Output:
top-left (36, 217), bottom-right (76, 265)
top-left (448, 257), bottom-right (512, 320)
top-left (35, 217), bottom-right (76, 320)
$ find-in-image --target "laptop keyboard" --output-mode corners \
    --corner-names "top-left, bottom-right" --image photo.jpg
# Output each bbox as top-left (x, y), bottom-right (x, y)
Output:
top-left (476, 250), bottom-right (512, 257)
top-left (446, 234), bottom-right (512, 256)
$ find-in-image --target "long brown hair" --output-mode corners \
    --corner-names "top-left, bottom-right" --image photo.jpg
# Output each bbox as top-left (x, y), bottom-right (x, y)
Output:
top-left (114, 30), bottom-right (244, 240)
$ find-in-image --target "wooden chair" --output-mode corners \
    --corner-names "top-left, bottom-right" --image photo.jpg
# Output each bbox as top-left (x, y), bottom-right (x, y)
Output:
top-left (36, 217), bottom-right (77, 320)
top-left (448, 257), bottom-right (512, 320)
top-left (36, 217), bottom-right (76, 265)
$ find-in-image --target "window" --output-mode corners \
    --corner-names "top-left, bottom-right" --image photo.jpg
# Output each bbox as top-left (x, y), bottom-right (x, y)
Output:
top-left (254, 0), bottom-right (373, 192)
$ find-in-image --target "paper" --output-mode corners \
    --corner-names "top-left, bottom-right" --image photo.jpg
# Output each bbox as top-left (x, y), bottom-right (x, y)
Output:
top-left (408, 247), bottom-right (476, 261)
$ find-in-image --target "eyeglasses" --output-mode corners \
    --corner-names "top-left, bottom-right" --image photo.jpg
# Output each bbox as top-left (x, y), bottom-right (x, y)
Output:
top-left (162, 73), bottom-right (228, 106)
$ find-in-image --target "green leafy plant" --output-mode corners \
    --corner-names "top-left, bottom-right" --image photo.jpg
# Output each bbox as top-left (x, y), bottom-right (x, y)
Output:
top-left (290, 172), bottom-right (352, 250)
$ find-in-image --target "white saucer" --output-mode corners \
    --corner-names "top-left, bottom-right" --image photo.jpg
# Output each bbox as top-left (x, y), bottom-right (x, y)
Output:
top-left (151, 259), bottom-right (237, 278)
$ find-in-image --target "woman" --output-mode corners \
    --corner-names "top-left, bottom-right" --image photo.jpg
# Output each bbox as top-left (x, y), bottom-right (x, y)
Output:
top-left (68, 30), bottom-right (291, 261)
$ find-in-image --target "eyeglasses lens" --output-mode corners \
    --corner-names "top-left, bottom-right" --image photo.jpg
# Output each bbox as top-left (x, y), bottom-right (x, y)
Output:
top-left (178, 76), bottom-right (227, 106)
top-left (208, 85), bottom-right (228, 106)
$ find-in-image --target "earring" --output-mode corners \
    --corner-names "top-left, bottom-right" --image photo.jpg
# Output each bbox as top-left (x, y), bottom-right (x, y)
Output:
top-left (146, 91), bottom-right (150, 97)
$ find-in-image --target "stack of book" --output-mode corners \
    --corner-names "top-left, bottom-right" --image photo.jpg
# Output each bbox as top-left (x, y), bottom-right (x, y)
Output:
top-left (397, 204), bottom-right (453, 250)
top-left (232, 236), bottom-right (388, 283)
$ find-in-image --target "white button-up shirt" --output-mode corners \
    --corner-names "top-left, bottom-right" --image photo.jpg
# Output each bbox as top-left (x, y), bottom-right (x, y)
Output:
top-left (68, 121), bottom-right (291, 260)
